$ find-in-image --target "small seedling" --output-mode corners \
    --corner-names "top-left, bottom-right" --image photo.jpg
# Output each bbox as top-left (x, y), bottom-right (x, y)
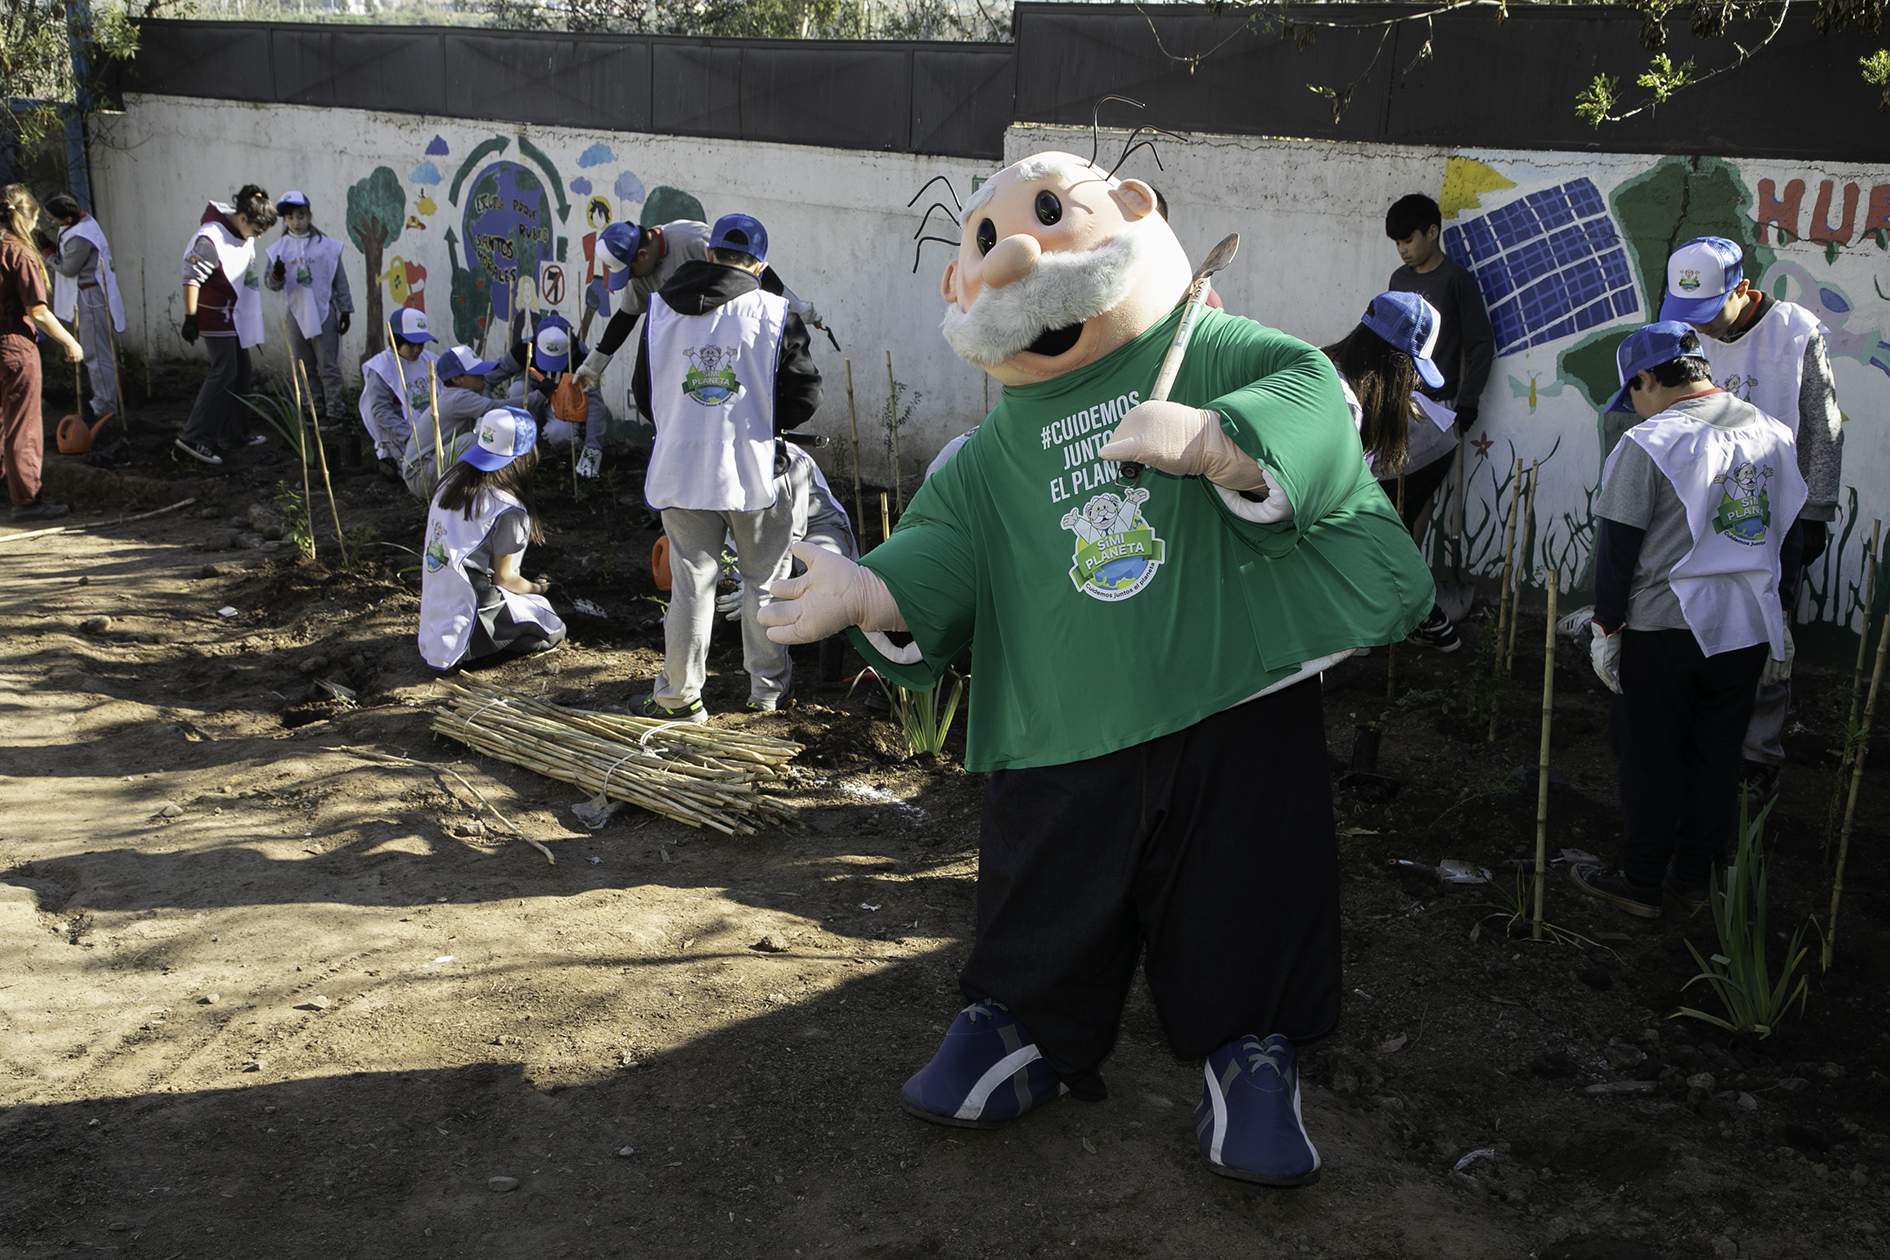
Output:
top-left (849, 666), bottom-right (965, 759)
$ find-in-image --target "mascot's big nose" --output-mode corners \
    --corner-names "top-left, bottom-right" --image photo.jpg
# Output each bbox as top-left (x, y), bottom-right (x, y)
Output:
top-left (980, 234), bottom-right (1042, 291)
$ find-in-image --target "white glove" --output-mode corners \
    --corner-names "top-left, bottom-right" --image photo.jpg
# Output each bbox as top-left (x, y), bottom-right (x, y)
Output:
top-left (1590, 627), bottom-right (1623, 694)
top-left (575, 446), bottom-right (602, 479)
top-left (1096, 402), bottom-right (1270, 493)
top-left (1761, 627), bottom-right (1794, 686)
top-left (716, 580), bottom-right (744, 622)
top-left (757, 542), bottom-right (906, 644)
top-left (575, 348), bottom-right (612, 391)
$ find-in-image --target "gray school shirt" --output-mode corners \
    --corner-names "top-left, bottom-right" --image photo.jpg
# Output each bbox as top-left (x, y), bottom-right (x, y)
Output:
top-left (463, 508), bottom-right (529, 579)
top-left (1594, 390), bottom-right (1771, 632)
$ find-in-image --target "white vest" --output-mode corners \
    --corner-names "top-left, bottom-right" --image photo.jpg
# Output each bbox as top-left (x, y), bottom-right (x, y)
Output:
top-left (1700, 301), bottom-right (1822, 436)
top-left (358, 347), bottom-right (439, 456)
top-left (267, 230), bottom-right (344, 339)
top-left (52, 217), bottom-right (126, 332)
top-left (417, 487), bottom-right (563, 669)
top-left (1608, 404), bottom-right (1806, 658)
top-left (181, 217), bottom-right (263, 348)
top-left (643, 288), bottom-right (787, 512)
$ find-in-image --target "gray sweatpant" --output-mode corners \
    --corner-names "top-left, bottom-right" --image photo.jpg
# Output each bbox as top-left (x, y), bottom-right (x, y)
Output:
top-left (75, 288), bottom-right (117, 413)
top-left (1742, 680), bottom-right (1788, 766)
top-left (288, 309), bottom-right (345, 424)
top-left (655, 502), bottom-right (795, 709)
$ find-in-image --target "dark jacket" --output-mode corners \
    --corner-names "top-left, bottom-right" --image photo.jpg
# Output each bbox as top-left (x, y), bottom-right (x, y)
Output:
top-left (631, 259), bottom-right (821, 434)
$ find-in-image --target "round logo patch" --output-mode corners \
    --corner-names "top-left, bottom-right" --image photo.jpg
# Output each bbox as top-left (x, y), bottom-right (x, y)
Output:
top-left (1059, 487), bottom-right (1166, 602)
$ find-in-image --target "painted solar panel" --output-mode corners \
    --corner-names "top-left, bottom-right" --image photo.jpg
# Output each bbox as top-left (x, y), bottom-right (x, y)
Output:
top-left (1443, 178), bottom-right (1639, 357)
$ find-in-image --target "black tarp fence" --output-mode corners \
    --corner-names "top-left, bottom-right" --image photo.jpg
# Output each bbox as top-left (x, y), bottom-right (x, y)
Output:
top-left (118, 6), bottom-right (1886, 163)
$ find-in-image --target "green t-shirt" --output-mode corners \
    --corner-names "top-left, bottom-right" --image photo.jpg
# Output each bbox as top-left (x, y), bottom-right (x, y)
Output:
top-left (853, 306), bottom-right (1433, 772)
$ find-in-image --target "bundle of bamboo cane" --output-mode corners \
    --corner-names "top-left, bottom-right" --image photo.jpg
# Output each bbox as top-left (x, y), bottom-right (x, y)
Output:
top-left (431, 677), bottom-right (803, 836)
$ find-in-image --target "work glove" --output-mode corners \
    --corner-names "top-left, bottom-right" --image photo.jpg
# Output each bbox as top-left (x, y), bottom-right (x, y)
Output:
top-left (1760, 627), bottom-right (1794, 687)
top-left (1453, 404), bottom-right (1478, 435)
top-left (1097, 402), bottom-right (1270, 493)
top-left (337, 311), bottom-right (352, 337)
top-left (181, 313), bottom-right (199, 344)
top-left (272, 258), bottom-right (287, 283)
top-left (1799, 520), bottom-right (1829, 567)
top-left (1590, 626), bottom-right (1623, 694)
top-left (575, 348), bottom-right (612, 391)
top-left (716, 580), bottom-right (744, 622)
top-left (758, 542), bottom-right (906, 645)
top-left (575, 446), bottom-right (602, 479)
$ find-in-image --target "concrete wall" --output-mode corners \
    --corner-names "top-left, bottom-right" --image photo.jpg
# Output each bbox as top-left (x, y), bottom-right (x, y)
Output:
top-left (91, 99), bottom-right (1889, 650)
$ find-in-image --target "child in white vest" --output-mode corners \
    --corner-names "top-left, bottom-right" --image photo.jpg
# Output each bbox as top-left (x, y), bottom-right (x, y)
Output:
top-left (265, 191), bottom-right (353, 431)
top-left (1574, 323), bottom-right (1803, 920)
top-left (417, 405), bottom-right (565, 671)
top-left (359, 307), bottom-right (439, 479)
top-left (42, 193), bottom-right (124, 424)
top-left (1659, 236), bottom-right (1843, 807)
top-left (176, 185), bottom-right (276, 465)
top-left (401, 344), bottom-right (499, 499)
top-left (627, 213), bottom-right (823, 721)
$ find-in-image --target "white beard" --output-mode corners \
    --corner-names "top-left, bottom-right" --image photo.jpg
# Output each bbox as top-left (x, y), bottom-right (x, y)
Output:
top-left (940, 222), bottom-right (1153, 367)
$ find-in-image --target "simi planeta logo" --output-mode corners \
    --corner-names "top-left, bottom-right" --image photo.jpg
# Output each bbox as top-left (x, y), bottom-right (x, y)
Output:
top-left (1676, 270), bottom-right (1702, 293)
top-left (1059, 487), bottom-right (1166, 602)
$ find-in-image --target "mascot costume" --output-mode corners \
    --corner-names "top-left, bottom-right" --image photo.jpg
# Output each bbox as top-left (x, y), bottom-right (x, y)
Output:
top-left (760, 151), bottom-right (1433, 1186)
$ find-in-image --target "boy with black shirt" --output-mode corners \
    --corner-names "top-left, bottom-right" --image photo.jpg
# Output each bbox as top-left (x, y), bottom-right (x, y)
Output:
top-left (1384, 192), bottom-right (1496, 651)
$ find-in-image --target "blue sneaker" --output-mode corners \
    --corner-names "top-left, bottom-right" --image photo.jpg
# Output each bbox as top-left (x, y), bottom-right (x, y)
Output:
top-left (899, 1000), bottom-right (1069, 1129)
top-left (1195, 1034), bottom-right (1321, 1186)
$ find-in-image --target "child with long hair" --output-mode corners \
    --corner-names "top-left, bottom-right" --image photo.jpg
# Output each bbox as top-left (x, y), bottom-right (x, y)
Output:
top-left (176, 183), bottom-right (277, 464)
top-left (0, 184), bottom-right (84, 521)
top-left (1323, 290), bottom-right (1462, 651)
top-left (417, 405), bottom-right (566, 670)
top-left (264, 191), bottom-right (353, 432)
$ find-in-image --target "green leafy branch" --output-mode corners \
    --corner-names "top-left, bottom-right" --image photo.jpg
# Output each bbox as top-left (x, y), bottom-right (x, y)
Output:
top-left (1864, 49), bottom-right (1890, 111)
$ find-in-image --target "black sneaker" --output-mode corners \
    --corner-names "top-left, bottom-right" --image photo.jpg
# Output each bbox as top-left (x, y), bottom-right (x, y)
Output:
top-left (10, 500), bottom-right (71, 522)
top-left (1405, 608), bottom-right (1462, 653)
top-left (1569, 863), bottom-right (1663, 919)
top-left (1739, 762), bottom-right (1780, 814)
top-left (174, 438), bottom-right (223, 465)
top-left (630, 693), bottom-right (708, 725)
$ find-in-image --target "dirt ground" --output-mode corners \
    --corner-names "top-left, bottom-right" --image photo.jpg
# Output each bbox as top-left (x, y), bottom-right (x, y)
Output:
top-left (2, 361), bottom-right (1888, 1259)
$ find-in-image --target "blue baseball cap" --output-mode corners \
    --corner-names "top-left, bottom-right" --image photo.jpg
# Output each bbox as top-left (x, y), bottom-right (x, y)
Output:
top-left (531, 312), bottom-right (572, 374)
top-left (389, 307), bottom-right (436, 344)
top-left (1659, 236), bottom-right (1744, 325)
top-left (596, 222), bottom-right (641, 271)
top-left (709, 213), bottom-right (768, 263)
top-left (1361, 290), bottom-right (1445, 390)
top-left (438, 344), bottom-right (498, 378)
top-left (1607, 321), bottom-right (1710, 413)
top-left (462, 406), bottom-right (538, 471)
top-left (275, 190), bottom-right (311, 213)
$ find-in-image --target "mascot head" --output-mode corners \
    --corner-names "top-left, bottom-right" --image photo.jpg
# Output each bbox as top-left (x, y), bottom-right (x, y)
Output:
top-left (938, 152), bottom-right (1193, 387)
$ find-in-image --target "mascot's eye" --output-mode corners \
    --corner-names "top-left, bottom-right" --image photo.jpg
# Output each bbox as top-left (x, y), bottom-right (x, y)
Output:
top-left (975, 218), bottom-right (996, 255)
top-left (1035, 192), bottom-right (1062, 225)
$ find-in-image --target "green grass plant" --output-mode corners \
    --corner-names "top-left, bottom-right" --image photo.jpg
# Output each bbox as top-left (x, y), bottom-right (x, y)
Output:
top-left (1674, 799), bottom-right (1811, 1039)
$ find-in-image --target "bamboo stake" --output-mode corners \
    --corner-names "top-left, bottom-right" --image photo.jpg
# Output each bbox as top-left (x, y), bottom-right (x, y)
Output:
top-left (886, 350), bottom-right (903, 514)
top-left (384, 317), bottom-right (416, 466)
top-left (1533, 570), bottom-right (1558, 941)
top-left (1389, 470), bottom-right (1405, 700)
top-left (475, 291), bottom-right (495, 357)
top-left (139, 259), bottom-right (152, 398)
top-left (100, 254), bottom-right (127, 430)
top-left (1488, 458), bottom-right (1525, 740)
top-left (427, 358), bottom-right (446, 477)
top-left (1507, 459), bottom-right (1539, 676)
top-left (844, 358), bottom-right (864, 537)
top-left (879, 491), bottom-right (891, 551)
top-left (1846, 521), bottom-right (1882, 739)
top-left (333, 747), bottom-right (555, 864)
top-left (284, 316), bottom-right (317, 558)
top-left (1826, 589), bottom-right (1890, 970)
top-left (297, 358), bottom-right (347, 562)
top-left (70, 299), bottom-right (83, 420)
top-left (0, 496), bottom-right (198, 546)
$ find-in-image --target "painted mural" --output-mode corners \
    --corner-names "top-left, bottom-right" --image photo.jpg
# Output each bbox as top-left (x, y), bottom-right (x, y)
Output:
top-left (343, 131), bottom-right (708, 357)
top-left (1434, 152), bottom-right (1890, 657)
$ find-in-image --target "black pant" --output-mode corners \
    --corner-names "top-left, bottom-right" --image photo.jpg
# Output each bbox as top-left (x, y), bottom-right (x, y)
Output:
top-left (961, 678), bottom-right (1341, 1096)
top-left (1376, 445), bottom-right (1454, 531)
top-left (1609, 629), bottom-right (1767, 886)
top-left (182, 336), bottom-right (252, 450)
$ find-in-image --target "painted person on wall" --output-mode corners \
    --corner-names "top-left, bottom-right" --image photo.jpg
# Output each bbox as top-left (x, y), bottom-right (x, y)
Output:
top-left (41, 193), bottom-right (125, 426)
top-left (756, 151), bottom-right (1433, 1186)
top-left (1658, 236), bottom-right (1844, 811)
top-left (1385, 192), bottom-right (1495, 652)
top-left (176, 184), bottom-right (277, 466)
top-left (358, 306), bottom-right (441, 481)
top-left (265, 191), bottom-right (354, 432)
top-left (0, 185), bottom-right (83, 521)
top-left (576, 220), bottom-right (824, 391)
top-left (485, 311), bottom-right (610, 478)
top-left (629, 213), bottom-right (823, 722)
top-left (1576, 323), bottom-right (1802, 920)
top-left (417, 405), bottom-right (565, 671)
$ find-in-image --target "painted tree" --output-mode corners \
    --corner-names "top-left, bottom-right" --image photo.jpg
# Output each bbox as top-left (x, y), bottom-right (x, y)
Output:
top-left (346, 166), bottom-right (406, 358)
